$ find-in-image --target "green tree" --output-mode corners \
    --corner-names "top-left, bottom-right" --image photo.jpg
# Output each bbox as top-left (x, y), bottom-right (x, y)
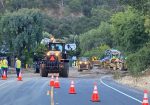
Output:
top-left (91, 7), bottom-right (112, 22)
top-left (145, 15), bottom-right (150, 35)
top-left (68, 0), bottom-right (81, 12)
top-left (3, 0), bottom-right (60, 11)
top-left (79, 22), bottom-right (112, 54)
top-left (33, 44), bottom-right (48, 61)
top-left (119, 0), bottom-right (149, 13)
top-left (83, 44), bottom-right (110, 58)
top-left (127, 43), bottom-right (150, 76)
top-left (111, 8), bottom-right (149, 52)
top-left (42, 31), bottom-right (51, 38)
top-left (41, 0), bottom-right (59, 8)
top-left (0, 8), bottom-right (43, 58)
top-left (3, 0), bottom-right (41, 11)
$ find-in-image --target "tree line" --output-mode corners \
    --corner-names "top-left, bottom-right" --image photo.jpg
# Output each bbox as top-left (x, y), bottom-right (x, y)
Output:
top-left (0, 0), bottom-right (150, 75)
top-left (0, 0), bottom-right (122, 65)
top-left (79, 0), bottom-right (150, 75)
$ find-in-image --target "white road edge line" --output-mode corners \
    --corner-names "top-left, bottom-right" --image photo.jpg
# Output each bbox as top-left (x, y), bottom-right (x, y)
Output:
top-left (100, 77), bottom-right (142, 103)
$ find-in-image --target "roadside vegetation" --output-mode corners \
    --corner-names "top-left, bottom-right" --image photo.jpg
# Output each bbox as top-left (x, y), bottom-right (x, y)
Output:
top-left (79, 0), bottom-right (150, 76)
top-left (0, 0), bottom-right (150, 76)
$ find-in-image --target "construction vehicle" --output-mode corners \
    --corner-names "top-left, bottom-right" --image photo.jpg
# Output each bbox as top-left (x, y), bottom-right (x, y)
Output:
top-left (91, 56), bottom-right (100, 67)
top-left (77, 57), bottom-right (93, 72)
top-left (100, 57), bottom-right (110, 69)
top-left (40, 36), bottom-right (69, 77)
top-left (105, 49), bottom-right (127, 70)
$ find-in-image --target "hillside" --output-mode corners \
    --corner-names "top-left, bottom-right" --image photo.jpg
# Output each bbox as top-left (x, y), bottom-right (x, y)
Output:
top-left (0, 0), bottom-right (150, 77)
top-left (0, 0), bottom-right (122, 38)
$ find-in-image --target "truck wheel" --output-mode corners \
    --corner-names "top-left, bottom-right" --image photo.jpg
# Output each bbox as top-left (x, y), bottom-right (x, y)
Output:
top-left (40, 64), bottom-right (48, 77)
top-left (88, 65), bottom-right (91, 71)
top-left (90, 65), bottom-right (93, 70)
top-left (107, 65), bottom-right (110, 70)
top-left (78, 66), bottom-right (82, 72)
top-left (120, 63), bottom-right (126, 71)
top-left (78, 69), bottom-right (82, 72)
top-left (60, 63), bottom-right (69, 77)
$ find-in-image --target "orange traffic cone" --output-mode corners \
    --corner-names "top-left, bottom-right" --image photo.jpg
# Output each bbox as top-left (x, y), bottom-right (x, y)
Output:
top-left (2, 71), bottom-right (7, 80)
top-left (49, 75), bottom-right (54, 87)
top-left (91, 83), bottom-right (100, 102)
top-left (142, 90), bottom-right (149, 105)
top-left (69, 80), bottom-right (76, 94)
top-left (54, 76), bottom-right (60, 88)
top-left (17, 72), bottom-right (22, 81)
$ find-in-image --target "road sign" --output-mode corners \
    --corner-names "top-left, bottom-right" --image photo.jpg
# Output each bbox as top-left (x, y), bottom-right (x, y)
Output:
top-left (65, 43), bottom-right (76, 51)
top-left (72, 56), bottom-right (77, 60)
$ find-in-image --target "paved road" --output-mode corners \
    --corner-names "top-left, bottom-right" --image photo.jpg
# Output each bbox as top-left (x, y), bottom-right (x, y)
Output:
top-left (0, 68), bottom-right (149, 105)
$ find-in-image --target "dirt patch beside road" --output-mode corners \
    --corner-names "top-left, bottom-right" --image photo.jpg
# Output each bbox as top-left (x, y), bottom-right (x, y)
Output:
top-left (69, 67), bottom-right (112, 78)
top-left (116, 75), bottom-right (150, 91)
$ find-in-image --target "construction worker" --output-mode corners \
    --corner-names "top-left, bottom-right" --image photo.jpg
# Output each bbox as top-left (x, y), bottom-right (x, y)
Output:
top-left (0, 58), bottom-right (2, 77)
top-left (1, 57), bottom-right (4, 77)
top-left (35, 61), bottom-right (40, 73)
top-left (15, 58), bottom-right (21, 77)
top-left (2, 57), bottom-right (8, 77)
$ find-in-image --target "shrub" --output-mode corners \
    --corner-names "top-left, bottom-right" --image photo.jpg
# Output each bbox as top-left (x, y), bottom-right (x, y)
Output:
top-left (127, 43), bottom-right (150, 76)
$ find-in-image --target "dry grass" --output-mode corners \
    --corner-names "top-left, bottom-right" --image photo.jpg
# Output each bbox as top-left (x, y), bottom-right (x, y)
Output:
top-left (117, 75), bottom-right (150, 91)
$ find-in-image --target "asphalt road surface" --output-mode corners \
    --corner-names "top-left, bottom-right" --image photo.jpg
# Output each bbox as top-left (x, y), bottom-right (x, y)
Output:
top-left (0, 67), bottom-right (149, 105)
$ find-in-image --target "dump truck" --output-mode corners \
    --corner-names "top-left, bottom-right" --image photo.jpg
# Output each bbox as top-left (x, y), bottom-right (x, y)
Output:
top-left (40, 36), bottom-right (69, 77)
top-left (77, 57), bottom-right (93, 72)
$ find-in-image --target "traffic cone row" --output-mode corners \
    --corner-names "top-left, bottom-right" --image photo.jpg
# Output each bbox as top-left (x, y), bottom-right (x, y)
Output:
top-left (1, 71), bottom-right (23, 81)
top-left (49, 75), bottom-right (100, 102)
top-left (49, 74), bottom-right (60, 88)
top-left (48, 75), bottom-right (150, 103)
top-left (142, 90), bottom-right (149, 105)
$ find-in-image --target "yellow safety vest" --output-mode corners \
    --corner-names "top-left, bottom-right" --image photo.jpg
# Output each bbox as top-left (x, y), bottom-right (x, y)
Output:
top-left (0, 60), bottom-right (2, 68)
top-left (16, 60), bottom-right (21, 68)
top-left (3, 59), bottom-right (8, 68)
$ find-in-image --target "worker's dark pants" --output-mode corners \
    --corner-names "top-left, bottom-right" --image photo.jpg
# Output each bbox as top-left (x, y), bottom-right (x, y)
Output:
top-left (0, 68), bottom-right (2, 77)
top-left (16, 68), bottom-right (20, 77)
